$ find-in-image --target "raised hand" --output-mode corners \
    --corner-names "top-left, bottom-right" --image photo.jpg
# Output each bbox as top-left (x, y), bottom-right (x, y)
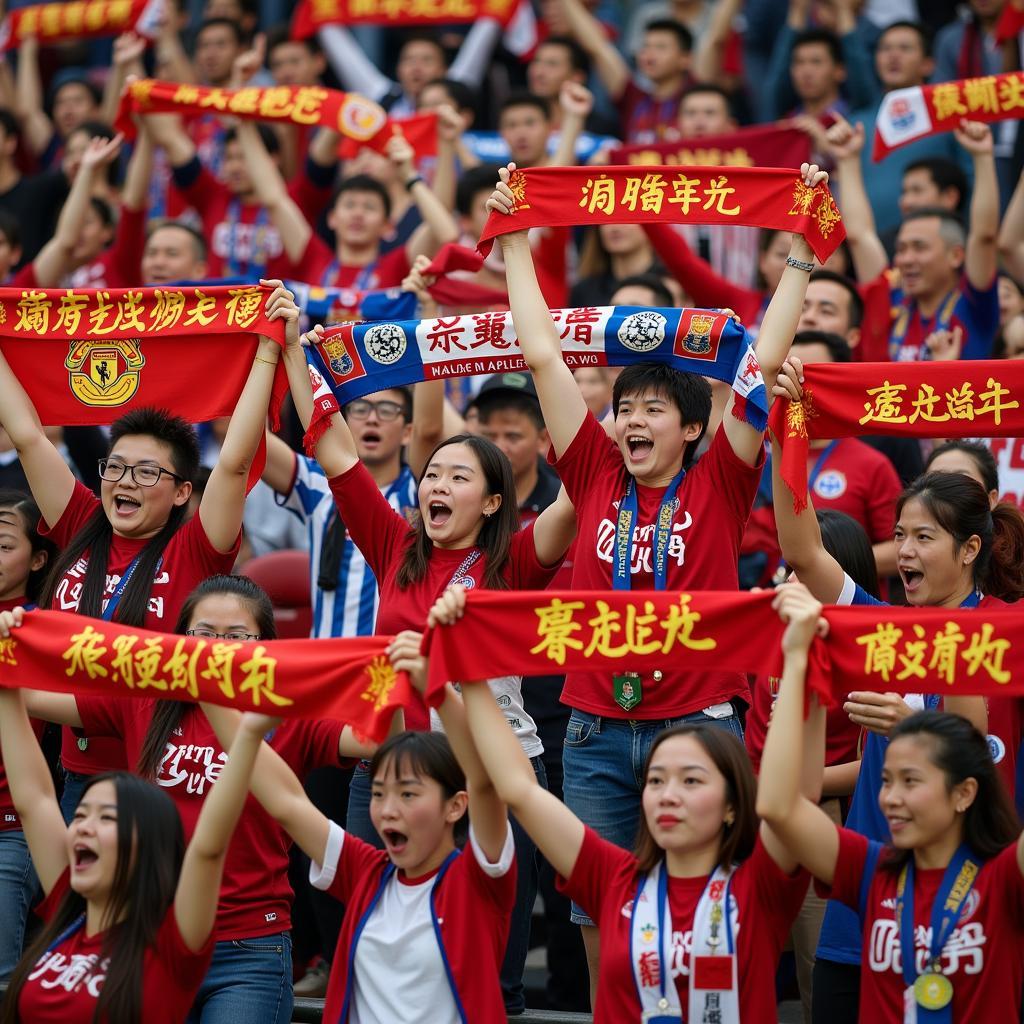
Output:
top-left (822, 114), bottom-right (865, 162)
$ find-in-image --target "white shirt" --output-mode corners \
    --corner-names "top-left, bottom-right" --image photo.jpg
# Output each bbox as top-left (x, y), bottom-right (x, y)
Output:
top-left (430, 677), bottom-right (543, 759)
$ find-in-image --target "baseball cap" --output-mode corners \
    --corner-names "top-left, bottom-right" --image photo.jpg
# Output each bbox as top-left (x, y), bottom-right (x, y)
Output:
top-left (475, 371), bottom-right (539, 402)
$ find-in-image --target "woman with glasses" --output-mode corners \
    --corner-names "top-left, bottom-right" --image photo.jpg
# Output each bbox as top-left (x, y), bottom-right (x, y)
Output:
top-left (19, 574), bottom-right (381, 1024)
top-left (0, 281), bottom-right (298, 828)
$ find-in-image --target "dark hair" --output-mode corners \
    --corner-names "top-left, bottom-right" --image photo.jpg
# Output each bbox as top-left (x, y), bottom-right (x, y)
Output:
top-left (644, 18), bottom-right (693, 52)
top-left (897, 472), bottom-right (1024, 602)
top-left (879, 19), bottom-right (932, 58)
top-left (817, 509), bottom-right (879, 598)
top-left (1, 772), bottom-right (184, 1024)
top-left (0, 490), bottom-right (56, 603)
top-left (224, 123), bottom-right (279, 155)
top-left (0, 209), bottom-right (21, 251)
top-left (476, 392), bottom-right (545, 430)
top-left (634, 725), bottom-right (757, 873)
top-left (398, 30), bottom-right (447, 62)
top-left (903, 157), bottom-right (968, 211)
top-left (792, 27), bottom-right (844, 65)
top-left (145, 218), bottom-right (209, 263)
top-left (681, 81), bottom-right (732, 108)
top-left (369, 730), bottom-right (468, 844)
top-left (40, 409), bottom-right (201, 626)
top-left (612, 272), bottom-right (675, 308)
top-left (0, 107), bottom-right (19, 143)
top-left (89, 196), bottom-right (116, 231)
top-left (456, 164), bottom-right (503, 217)
top-left (880, 711), bottom-right (1019, 872)
top-left (344, 384), bottom-right (413, 422)
top-left (612, 363), bottom-right (712, 465)
top-left (196, 16), bottom-right (246, 44)
top-left (137, 575), bottom-right (275, 779)
top-left (900, 206), bottom-right (966, 248)
top-left (537, 35), bottom-right (590, 75)
top-left (266, 23), bottom-right (320, 58)
top-left (396, 434), bottom-right (519, 591)
top-left (926, 440), bottom-right (999, 496)
top-left (421, 76), bottom-right (475, 114)
top-left (52, 80), bottom-right (102, 110)
top-left (791, 329), bottom-right (852, 363)
top-left (498, 91), bottom-right (550, 122)
top-left (332, 174), bottom-right (392, 220)
top-left (808, 268), bottom-right (864, 328)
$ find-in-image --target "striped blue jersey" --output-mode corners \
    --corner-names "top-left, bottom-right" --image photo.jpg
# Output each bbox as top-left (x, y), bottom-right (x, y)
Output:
top-left (277, 455), bottom-right (419, 638)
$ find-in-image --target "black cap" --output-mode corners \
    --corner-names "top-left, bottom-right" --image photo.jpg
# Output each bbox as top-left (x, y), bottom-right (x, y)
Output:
top-left (475, 371), bottom-right (538, 402)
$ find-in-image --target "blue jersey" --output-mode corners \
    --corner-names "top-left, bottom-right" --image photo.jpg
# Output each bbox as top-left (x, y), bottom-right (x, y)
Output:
top-left (277, 456), bottom-right (418, 639)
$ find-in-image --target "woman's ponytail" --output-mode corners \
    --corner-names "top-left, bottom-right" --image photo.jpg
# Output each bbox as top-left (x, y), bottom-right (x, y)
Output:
top-left (986, 502), bottom-right (1024, 602)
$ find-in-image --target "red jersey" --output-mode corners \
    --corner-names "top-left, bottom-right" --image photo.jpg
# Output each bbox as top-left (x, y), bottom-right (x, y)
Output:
top-left (63, 206), bottom-right (148, 290)
top-left (319, 827), bottom-right (515, 1024)
top-left (558, 827), bottom-right (807, 1024)
top-left (18, 868), bottom-right (214, 1023)
top-left (617, 79), bottom-right (689, 144)
top-left (328, 461), bottom-right (559, 729)
top-left (76, 697), bottom-right (344, 940)
top-left (287, 233), bottom-right (410, 293)
top-left (553, 413), bottom-right (760, 718)
top-left (41, 480), bottom-right (239, 774)
top-left (820, 827), bottom-right (1024, 1023)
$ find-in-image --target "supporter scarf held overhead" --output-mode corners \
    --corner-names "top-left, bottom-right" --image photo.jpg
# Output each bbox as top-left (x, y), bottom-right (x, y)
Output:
top-left (610, 122), bottom-right (811, 170)
top-left (477, 166), bottom-right (845, 264)
top-left (0, 0), bottom-right (163, 51)
top-left (769, 360), bottom-right (1024, 511)
top-left (0, 610), bottom-right (408, 742)
top-left (873, 71), bottom-right (1024, 160)
top-left (300, 305), bottom-right (768, 454)
top-left (115, 78), bottom-right (388, 145)
top-left (292, 0), bottom-right (520, 35)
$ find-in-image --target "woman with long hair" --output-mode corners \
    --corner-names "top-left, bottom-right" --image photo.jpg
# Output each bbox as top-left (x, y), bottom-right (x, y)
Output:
top-left (0, 282), bottom-right (300, 821)
top-left (22, 574), bottom-right (375, 1024)
top-left (758, 590), bottom-right (1024, 1023)
top-left (0, 607), bottom-right (266, 1024)
top-left (925, 439), bottom-right (1000, 509)
top-left (0, 491), bottom-right (55, 982)
top-left (430, 583), bottom-right (820, 1022)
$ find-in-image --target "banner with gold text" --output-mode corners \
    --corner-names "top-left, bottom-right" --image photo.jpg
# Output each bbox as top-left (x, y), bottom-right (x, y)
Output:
top-left (0, 610), bottom-right (409, 741)
top-left (477, 165), bottom-right (845, 264)
top-left (292, 0), bottom-right (517, 35)
top-left (0, 0), bottom-right (163, 51)
top-left (609, 123), bottom-right (811, 170)
top-left (0, 284), bottom-right (286, 427)
top-left (115, 78), bottom-right (388, 144)
top-left (873, 71), bottom-right (1024, 160)
top-left (768, 361), bottom-right (1024, 511)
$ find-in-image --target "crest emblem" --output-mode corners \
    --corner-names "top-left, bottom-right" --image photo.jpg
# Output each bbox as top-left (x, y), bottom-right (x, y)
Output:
top-left (617, 311), bottom-right (666, 353)
top-left (337, 94), bottom-right (388, 142)
top-left (323, 335), bottom-right (354, 376)
top-left (65, 338), bottom-right (144, 408)
top-left (363, 323), bottom-right (407, 365)
top-left (681, 313), bottom-right (716, 355)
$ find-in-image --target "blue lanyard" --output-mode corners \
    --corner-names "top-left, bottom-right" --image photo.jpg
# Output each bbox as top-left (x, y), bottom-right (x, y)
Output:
top-left (100, 552), bottom-right (153, 622)
top-left (226, 201), bottom-right (269, 278)
top-left (897, 844), bottom-right (979, 1022)
top-left (808, 440), bottom-right (839, 493)
top-left (613, 469), bottom-right (685, 591)
top-left (889, 287), bottom-right (960, 361)
top-left (45, 913), bottom-right (86, 952)
top-left (321, 259), bottom-right (378, 290)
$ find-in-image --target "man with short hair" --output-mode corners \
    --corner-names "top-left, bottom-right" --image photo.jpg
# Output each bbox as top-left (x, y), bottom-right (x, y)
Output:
top-left (786, 28), bottom-right (849, 118)
top-left (527, 36), bottom-right (620, 138)
top-left (141, 221), bottom-right (210, 285)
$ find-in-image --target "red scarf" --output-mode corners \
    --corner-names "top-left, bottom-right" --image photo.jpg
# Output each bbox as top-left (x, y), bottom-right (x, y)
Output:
top-left (0, 609), bottom-right (408, 742)
top-left (292, 0), bottom-right (519, 34)
top-left (477, 165), bottom-right (845, 264)
top-left (610, 122), bottom-right (811, 170)
top-left (769, 360), bottom-right (1024, 512)
top-left (0, 0), bottom-right (161, 51)
top-left (115, 79), bottom-right (388, 146)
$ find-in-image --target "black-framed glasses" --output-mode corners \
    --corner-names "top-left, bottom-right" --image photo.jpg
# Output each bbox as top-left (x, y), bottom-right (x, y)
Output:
top-left (98, 458), bottom-right (184, 488)
top-left (344, 399), bottom-right (405, 422)
top-left (185, 629), bottom-right (261, 642)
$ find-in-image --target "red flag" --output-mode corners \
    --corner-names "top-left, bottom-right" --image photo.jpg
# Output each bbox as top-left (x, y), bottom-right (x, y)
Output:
top-left (338, 111), bottom-right (439, 161)
top-left (478, 165), bottom-right (845, 264)
top-left (0, 610), bottom-right (409, 742)
top-left (996, 0), bottom-right (1024, 42)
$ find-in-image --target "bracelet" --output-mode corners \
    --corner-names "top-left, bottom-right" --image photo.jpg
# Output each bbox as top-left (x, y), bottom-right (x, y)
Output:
top-left (786, 255), bottom-right (815, 273)
top-left (405, 175), bottom-right (423, 192)
top-left (255, 355), bottom-right (278, 366)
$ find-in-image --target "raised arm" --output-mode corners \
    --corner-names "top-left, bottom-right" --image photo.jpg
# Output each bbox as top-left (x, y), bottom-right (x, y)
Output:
top-left (431, 587), bottom-right (585, 879)
top-left (556, 0), bottom-right (629, 100)
top-left (488, 165), bottom-right (588, 457)
top-left (318, 25), bottom-right (394, 103)
top-left (693, 0), bottom-right (742, 83)
top-left (198, 283), bottom-right (297, 553)
top-left (999, 168), bottom-right (1024, 281)
top-left (533, 485), bottom-right (577, 568)
top-left (283, 324), bottom-right (360, 477)
top-left (769, 360), bottom-right (846, 602)
top-left (823, 116), bottom-right (888, 283)
top-left (141, 110), bottom-right (197, 169)
top-left (390, 630), bottom-right (508, 862)
top-left (755, 584), bottom-right (840, 884)
top-left (174, 710), bottom-right (267, 952)
top-left (722, 164), bottom-right (826, 467)
top-left (101, 33), bottom-right (147, 125)
top-left (549, 82), bottom-right (592, 168)
top-left (394, 131), bottom-right (460, 265)
top-left (262, 430), bottom-right (298, 496)
top-left (956, 121), bottom-right (999, 292)
top-left (14, 37), bottom-right (54, 157)
top-left (33, 133), bottom-right (124, 288)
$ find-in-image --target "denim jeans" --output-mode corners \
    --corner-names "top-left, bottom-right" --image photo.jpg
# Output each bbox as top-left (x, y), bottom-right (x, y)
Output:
top-left (59, 769), bottom-right (92, 825)
top-left (562, 706), bottom-right (744, 925)
top-left (502, 755), bottom-right (547, 1015)
top-left (186, 931), bottom-right (293, 1024)
top-left (0, 831), bottom-right (37, 982)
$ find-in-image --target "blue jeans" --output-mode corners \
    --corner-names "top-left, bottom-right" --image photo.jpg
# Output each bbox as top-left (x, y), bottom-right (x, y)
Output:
top-left (345, 759), bottom-right (384, 848)
top-left (187, 932), bottom-right (293, 1024)
top-left (502, 755), bottom-right (546, 1015)
top-left (562, 707), bottom-right (744, 925)
top-left (59, 769), bottom-right (92, 825)
top-left (0, 831), bottom-right (37, 982)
